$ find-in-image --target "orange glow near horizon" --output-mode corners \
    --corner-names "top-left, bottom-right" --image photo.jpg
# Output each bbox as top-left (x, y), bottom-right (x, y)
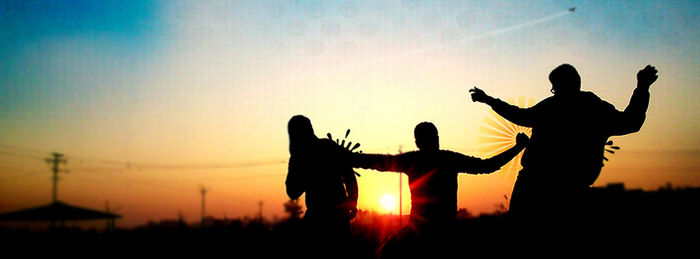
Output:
top-left (2, 1), bottom-right (700, 229)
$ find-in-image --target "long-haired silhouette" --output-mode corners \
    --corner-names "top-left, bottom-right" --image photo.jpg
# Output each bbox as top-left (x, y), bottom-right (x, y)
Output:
top-left (285, 115), bottom-right (358, 256)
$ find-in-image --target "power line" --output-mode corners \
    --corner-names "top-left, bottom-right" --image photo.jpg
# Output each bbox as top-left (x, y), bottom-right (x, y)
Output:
top-left (0, 151), bottom-right (46, 160)
top-left (0, 164), bottom-right (45, 172)
top-left (2, 144), bottom-right (288, 170)
top-left (0, 145), bottom-right (53, 155)
top-left (64, 167), bottom-right (126, 173)
top-left (122, 160), bottom-right (288, 170)
top-left (63, 152), bottom-right (287, 170)
top-left (1, 162), bottom-right (284, 191)
top-left (69, 172), bottom-right (191, 191)
top-left (1, 144), bottom-right (290, 191)
top-left (68, 176), bottom-right (193, 196)
top-left (202, 173), bottom-right (285, 182)
top-left (0, 170), bottom-right (45, 183)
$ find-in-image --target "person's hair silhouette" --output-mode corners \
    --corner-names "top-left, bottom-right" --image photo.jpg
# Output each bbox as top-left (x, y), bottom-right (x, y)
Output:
top-left (469, 64), bottom-right (659, 226)
top-left (414, 122), bottom-right (439, 151)
top-left (351, 122), bottom-right (528, 258)
top-left (287, 115), bottom-right (315, 154)
top-left (548, 63), bottom-right (581, 95)
top-left (285, 115), bottom-right (358, 255)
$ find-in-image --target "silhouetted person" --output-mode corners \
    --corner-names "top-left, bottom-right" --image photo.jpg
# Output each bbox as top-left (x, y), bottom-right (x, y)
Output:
top-left (351, 122), bottom-right (529, 258)
top-left (285, 115), bottom-right (358, 256)
top-left (469, 64), bottom-right (659, 224)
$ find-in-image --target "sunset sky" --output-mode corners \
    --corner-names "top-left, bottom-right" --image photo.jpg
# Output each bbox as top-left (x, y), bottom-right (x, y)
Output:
top-left (1, 0), bottom-right (699, 227)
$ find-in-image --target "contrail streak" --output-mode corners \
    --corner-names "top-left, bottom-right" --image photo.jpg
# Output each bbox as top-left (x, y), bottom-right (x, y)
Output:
top-left (264, 9), bottom-right (572, 89)
top-left (375, 10), bottom-right (572, 63)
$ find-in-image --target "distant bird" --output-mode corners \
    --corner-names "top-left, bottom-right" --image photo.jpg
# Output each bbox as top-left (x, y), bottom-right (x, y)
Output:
top-left (569, 7), bottom-right (576, 13)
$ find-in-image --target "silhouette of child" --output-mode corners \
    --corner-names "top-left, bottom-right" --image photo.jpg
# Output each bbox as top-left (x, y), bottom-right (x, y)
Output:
top-left (351, 122), bottom-right (528, 258)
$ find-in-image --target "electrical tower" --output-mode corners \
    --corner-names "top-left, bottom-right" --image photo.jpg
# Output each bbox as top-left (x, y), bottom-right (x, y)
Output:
top-left (45, 152), bottom-right (67, 204)
top-left (105, 200), bottom-right (120, 231)
top-left (45, 152), bottom-right (67, 229)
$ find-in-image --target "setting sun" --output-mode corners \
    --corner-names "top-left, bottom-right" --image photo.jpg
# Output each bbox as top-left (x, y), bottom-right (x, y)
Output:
top-left (379, 193), bottom-right (397, 214)
top-left (1, 1), bottom-right (698, 237)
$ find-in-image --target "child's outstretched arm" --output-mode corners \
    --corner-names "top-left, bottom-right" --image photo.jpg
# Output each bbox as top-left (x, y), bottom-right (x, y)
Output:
top-left (466, 133), bottom-right (529, 174)
top-left (351, 153), bottom-right (404, 173)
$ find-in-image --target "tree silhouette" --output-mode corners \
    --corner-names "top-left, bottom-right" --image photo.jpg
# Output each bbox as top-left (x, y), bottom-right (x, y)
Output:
top-left (283, 199), bottom-right (303, 220)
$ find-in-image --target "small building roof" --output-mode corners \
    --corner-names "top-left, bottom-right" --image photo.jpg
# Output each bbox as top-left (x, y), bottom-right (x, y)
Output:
top-left (0, 201), bottom-right (121, 221)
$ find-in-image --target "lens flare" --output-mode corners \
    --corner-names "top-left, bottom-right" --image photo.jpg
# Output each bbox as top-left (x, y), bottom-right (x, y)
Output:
top-left (478, 97), bottom-right (536, 181)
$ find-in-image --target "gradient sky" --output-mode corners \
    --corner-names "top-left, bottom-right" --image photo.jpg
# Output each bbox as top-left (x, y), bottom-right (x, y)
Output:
top-left (1, 0), bottom-right (699, 227)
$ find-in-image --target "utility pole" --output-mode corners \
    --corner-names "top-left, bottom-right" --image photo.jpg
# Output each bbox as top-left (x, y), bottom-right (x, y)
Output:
top-left (45, 152), bottom-right (67, 230)
top-left (258, 201), bottom-right (264, 221)
top-left (105, 201), bottom-right (111, 231)
top-left (398, 146), bottom-right (403, 225)
top-left (46, 152), bottom-right (67, 204)
top-left (200, 185), bottom-right (207, 227)
top-left (105, 200), bottom-right (117, 232)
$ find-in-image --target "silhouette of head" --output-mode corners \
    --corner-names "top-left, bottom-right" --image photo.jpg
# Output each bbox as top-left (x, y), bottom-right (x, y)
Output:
top-left (549, 64), bottom-right (581, 96)
top-left (288, 115), bottom-right (317, 154)
top-left (414, 122), bottom-right (439, 151)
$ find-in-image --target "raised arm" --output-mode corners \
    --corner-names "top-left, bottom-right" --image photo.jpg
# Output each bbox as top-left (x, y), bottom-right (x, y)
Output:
top-left (461, 133), bottom-right (529, 174)
top-left (607, 65), bottom-right (658, 136)
top-left (470, 87), bottom-right (538, 127)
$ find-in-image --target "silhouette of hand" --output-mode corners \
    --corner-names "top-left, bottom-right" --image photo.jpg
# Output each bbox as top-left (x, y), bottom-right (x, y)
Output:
top-left (469, 87), bottom-right (490, 103)
top-left (515, 132), bottom-right (529, 146)
top-left (637, 65), bottom-right (658, 90)
top-left (328, 130), bottom-right (362, 153)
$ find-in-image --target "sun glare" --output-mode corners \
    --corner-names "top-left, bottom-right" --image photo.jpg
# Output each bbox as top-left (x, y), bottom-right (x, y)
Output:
top-left (478, 97), bottom-right (535, 180)
top-left (380, 193), bottom-right (397, 213)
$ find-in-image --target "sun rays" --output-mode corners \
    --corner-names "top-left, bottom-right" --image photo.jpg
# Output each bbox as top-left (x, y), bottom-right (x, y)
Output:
top-left (478, 97), bottom-right (536, 181)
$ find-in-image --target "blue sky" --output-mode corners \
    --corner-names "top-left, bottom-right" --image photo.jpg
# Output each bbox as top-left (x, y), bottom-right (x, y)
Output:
top-left (1, 0), bottom-right (699, 225)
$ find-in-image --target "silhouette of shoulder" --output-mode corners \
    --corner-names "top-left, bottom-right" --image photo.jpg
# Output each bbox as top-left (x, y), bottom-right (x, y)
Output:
top-left (393, 150), bottom-right (476, 162)
top-left (536, 91), bottom-right (617, 114)
top-left (579, 91), bottom-right (624, 116)
top-left (318, 138), bottom-right (356, 158)
top-left (438, 150), bottom-right (478, 161)
top-left (317, 138), bottom-right (342, 151)
top-left (580, 91), bottom-right (611, 105)
top-left (397, 150), bottom-right (487, 173)
top-left (315, 138), bottom-right (352, 167)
